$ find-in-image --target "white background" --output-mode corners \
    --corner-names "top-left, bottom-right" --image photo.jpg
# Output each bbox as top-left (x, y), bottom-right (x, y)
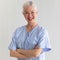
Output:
top-left (0, 0), bottom-right (60, 60)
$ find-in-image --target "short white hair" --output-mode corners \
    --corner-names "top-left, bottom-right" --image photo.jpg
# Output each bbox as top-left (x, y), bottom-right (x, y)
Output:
top-left (23, 1), bottom-right (38, 12)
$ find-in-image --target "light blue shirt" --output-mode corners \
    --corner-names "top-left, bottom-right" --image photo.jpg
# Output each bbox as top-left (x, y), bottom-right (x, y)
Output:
top-left (8, 25), bottom-right (51, 60)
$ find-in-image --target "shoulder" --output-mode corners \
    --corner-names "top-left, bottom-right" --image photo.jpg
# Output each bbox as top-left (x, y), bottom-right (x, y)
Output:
top-left (37, 25), bottom-right (48, 35)
top-left (15, 25), bottom-right (25, 33)
top-left (38, 25), bottom-right (48, 32)
top-left (13, 25), bottom-right (25, 37)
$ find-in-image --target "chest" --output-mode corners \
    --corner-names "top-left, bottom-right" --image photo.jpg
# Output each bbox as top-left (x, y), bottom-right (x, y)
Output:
top-left (16, 30), bottom-right (39, 49)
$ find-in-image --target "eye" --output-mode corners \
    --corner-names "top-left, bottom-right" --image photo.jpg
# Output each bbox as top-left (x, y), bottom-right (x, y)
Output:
top-left (31, 12), bottom-right (34, 14)
top-left (25, 12), bottom-right (28, 14)
top-left (24, 12), bottom-right (29, 15)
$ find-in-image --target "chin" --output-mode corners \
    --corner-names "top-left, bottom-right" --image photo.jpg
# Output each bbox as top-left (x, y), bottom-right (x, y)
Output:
top-left (27, 19), bottom-right (34, 21)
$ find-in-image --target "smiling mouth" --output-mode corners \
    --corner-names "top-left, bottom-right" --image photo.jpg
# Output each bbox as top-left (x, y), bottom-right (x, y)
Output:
top-left (28, 17), bottom-right (33, 21)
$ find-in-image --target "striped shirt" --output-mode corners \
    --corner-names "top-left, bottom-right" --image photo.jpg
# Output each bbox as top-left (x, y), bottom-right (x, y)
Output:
top-left (8, 25), bottom-right (51, 60)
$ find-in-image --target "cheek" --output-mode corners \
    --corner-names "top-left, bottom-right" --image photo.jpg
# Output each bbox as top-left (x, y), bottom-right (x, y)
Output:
top-left (24, 14), bottom-right (27, 19)
top-left (25, 15), bottom-right (28, 19)
top-left (24, 15), bottom-right (29, 21)
top-left (33, 14), bottom-right (37, 18)
top-left (35, 13), bottom-right (38, 18)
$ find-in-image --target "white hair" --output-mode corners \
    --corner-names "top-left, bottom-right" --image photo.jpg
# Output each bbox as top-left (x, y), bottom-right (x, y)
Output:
top-left (23, 1), bottom-right (38, 12)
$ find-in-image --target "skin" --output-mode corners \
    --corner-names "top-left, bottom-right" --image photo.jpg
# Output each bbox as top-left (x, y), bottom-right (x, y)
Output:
top-left (10, 5), bottom-right (42, 58)
top-left (23, 5), bottom-right (38, 32)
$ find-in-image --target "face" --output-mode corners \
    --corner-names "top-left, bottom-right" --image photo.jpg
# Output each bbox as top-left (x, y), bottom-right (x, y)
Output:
top-left (23, 6), bottom-right (38, 23)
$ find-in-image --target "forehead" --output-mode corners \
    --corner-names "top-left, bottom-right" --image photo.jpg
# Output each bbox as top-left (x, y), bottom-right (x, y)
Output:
top-left (24, 6), bottom-right (37, 12)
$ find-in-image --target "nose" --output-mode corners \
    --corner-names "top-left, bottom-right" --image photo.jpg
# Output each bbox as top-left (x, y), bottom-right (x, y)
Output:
top-left (28, 13), bottom-right (32, 17)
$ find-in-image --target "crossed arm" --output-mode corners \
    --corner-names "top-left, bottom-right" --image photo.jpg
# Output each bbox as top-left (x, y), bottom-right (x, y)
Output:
top-left (10, 45), bottom-right (42, 58)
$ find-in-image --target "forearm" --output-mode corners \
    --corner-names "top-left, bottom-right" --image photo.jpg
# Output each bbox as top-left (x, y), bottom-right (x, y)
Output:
top-left (17, 49), bottom-right (36, 57)
top-left (17, 48), bottom-right (42, 57)
top-left (10, 50), bottom-right (29, 58)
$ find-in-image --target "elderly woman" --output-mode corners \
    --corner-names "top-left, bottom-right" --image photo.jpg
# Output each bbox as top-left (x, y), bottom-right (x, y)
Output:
top-left (8, 1), bottom-right (51, 60)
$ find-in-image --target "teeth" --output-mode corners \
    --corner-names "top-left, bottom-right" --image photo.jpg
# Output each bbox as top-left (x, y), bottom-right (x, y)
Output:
top-left (28, 18), bottom-right (32, 19)
top-left (30, 19), bottom-right (31, 20)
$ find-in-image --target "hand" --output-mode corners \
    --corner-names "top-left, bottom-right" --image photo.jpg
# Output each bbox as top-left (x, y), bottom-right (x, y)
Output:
top-left (16, 49), bottom-right (20, 53)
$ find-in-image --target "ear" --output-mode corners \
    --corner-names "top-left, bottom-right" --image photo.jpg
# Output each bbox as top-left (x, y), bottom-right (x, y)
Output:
top-left (36, 11), bottom-right (38, 17)
top-left (36, 11), bottom-right (38, 14)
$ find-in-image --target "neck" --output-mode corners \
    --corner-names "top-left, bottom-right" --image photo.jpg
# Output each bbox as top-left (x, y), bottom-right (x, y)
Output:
top-left (27, 21), bottom-right (38, 28)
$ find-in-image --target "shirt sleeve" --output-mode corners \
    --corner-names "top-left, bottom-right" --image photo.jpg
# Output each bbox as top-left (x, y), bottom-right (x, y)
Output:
top-left (37, 27), bottom-right (51, 53)
top-left (8, 31), bottom-right (17, 50)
